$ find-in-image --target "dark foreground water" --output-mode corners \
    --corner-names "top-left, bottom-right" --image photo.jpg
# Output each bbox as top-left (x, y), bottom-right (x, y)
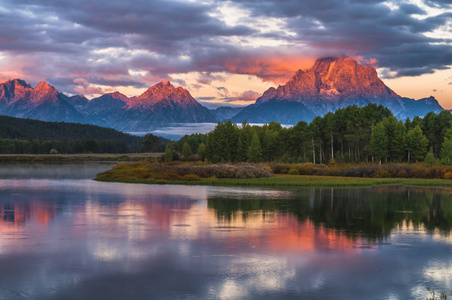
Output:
top-left (1, 164), bottom-right (452, 299)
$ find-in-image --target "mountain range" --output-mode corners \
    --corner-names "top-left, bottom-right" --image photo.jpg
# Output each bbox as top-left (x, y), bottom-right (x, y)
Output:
top-left (0, 56), bottom-right (445, 134)
top-left (232, 56), bottom-right (444, 124)
top-left (0, 79), bottom-right (216, 132)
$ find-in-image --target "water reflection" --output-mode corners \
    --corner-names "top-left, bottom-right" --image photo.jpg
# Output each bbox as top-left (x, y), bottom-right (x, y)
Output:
top-left (208, 186), bottom-right (452, 240)
top-left (0, 166), bottom-right (452, 299)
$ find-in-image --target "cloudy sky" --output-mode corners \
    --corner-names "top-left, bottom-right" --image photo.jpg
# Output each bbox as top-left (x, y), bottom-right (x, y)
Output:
top-left (0, 0), bottom-right (451, 108)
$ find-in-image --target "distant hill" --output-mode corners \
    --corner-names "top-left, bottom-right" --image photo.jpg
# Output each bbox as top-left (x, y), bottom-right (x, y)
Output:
top-left (210, 106), bottom-right (243, 121)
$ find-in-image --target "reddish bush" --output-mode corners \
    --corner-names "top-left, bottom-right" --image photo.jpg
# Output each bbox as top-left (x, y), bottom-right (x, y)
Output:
top-left (374, 168), bottom-right (391, 178)
top-left (272, 164), bottom-right (291, 174)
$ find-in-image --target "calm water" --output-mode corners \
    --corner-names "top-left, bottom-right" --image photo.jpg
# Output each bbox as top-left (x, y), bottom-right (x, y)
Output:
top-left (1, 164), bottom-right (452, 299)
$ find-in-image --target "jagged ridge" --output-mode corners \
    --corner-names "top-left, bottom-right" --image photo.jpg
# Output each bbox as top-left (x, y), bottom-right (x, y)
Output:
top-left (0, 79), bottom-right (216, 132)
top-left (232, 56), bottom-right (443, 124)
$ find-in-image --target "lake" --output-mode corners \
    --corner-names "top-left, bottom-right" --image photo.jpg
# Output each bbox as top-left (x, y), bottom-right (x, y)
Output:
top-left (0, 164), bottom-right (451, 299)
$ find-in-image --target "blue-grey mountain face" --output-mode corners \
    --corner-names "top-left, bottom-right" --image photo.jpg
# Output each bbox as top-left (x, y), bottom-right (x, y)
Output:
top-left (210, 106), bottom-right (243, 121)
top-left (0, 80), bottom-right (216, 132)
top-left (111, 81), bottom-right (217, 132)
top-left (231, 57), bottom-right (444, 124)
top-left (0, 79), bottom-right (85, 123)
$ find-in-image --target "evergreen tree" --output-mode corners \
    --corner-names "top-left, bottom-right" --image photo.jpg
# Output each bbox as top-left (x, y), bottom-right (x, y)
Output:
top-left (164, 145), bottom-right (173, 162)
top-left (236, 137), bottom-right (247, 162)
top-left (370, 121), bottom-right (388, 164)
top-left (205, 121), bottom-right (239, 163)
top-left (406, 125), bottom-right (428, 162)
top-left (197, 143), bottom-right (206, 161)
top-left (387, 117), bottom-right (406, 162)
top-left (247, 134), bottom-right (263, 163)
top-left (371, 116), bottom-right (406, 162)
top-left (141, 133), bottom-right (160, 152)
top-left (182, 142), bottom-right (192, 158)
top-left (425, 148), bottom-right (437, 165)
top-left (441, 127), bottom-right (452, 165)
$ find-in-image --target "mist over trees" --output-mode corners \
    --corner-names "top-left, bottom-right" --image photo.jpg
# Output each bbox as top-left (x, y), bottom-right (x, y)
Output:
top-left (2, 104), bottom-right (452, 162)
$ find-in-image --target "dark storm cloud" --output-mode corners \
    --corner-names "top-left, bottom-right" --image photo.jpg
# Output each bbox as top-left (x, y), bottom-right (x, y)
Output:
top-left (5, 0), bottom-right (253, 53)
top-left (231, 0), bottom-right (452, 77)
top-left (398, 3), bottom-right (426, 15)
top-left (0, 0), bottom-right (256, 93)
top-left (0, 0), bottom-right (451, 94)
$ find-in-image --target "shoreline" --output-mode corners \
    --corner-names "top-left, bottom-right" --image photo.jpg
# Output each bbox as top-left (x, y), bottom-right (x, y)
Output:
top-left (94, 174), bottom-right (452, 188)
top-left (0, 153), bottom-right (161, 163)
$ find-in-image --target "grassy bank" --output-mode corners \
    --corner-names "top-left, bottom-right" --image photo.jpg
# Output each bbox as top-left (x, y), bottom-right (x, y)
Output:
top-left (0, 153), bottom-right (161, 163)
top-left (95, 161), bottom-right (452, 188)
top-left (96, 173), bottom-right (452, 188)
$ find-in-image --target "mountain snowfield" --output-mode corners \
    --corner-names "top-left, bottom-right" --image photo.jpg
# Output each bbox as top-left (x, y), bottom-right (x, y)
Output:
top-left (0, 57), bottom-right (445, 134)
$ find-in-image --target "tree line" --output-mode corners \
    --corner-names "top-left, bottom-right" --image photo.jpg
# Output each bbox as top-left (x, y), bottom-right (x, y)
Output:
top-left (0, 115), bottom-right (168, 154)
top-left (4, 105), bottom-right (452, 160)
top-left (165, 104), bottom-right (452, 164)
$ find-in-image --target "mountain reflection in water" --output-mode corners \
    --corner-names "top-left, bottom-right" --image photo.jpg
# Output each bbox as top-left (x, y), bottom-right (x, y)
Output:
top-left (0, 168), bottom-right (452, 299)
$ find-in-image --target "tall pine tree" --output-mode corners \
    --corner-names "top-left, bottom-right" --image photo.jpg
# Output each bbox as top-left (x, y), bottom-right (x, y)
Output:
top-left (247, 134), bottom-right (263, 163)
top-left (406, 125), bottom-right (428, 162)
top-left (441, 127), bottom-right (452, 165)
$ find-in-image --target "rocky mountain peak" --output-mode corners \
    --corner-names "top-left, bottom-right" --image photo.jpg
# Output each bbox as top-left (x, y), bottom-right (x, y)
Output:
top-left (108, 91), bottom-right (130, 103)
top-left (35, 81), bottom-right (53, 90)
top-left (157, 80), bottom-right (171, 87)
top-left (32, 81), bottom-right (58, 103)
top-left (232, 56), bottom-right (443, 125)
top-left (10, 79), bottom-right (31, 89)
top-left (130, 81), bottom-right (195, 109)
top-left (0, 79), bottom-right (32, 102)
top-left (257, 56), bottom-right (399, 104)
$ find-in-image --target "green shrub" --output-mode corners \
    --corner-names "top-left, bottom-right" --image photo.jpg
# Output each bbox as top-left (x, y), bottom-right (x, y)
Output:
top-left (288, 168), bottom-right (299, 175)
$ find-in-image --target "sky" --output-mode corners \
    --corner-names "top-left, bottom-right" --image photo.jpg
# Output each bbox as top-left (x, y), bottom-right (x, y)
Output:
top-left (0, 0), bottom-right (451, 108)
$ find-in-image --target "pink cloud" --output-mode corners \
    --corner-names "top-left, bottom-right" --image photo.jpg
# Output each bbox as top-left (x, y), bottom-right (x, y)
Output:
top-left (236, 90), bottom-right (260, 101)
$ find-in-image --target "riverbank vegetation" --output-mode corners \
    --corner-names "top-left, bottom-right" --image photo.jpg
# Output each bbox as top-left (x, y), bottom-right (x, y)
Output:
top-left (95, 104), bottom-right (452, 187)
top-left (95, 161), bottom-right (272, 183)
top-left (95, 160), bottom-right (452, 187)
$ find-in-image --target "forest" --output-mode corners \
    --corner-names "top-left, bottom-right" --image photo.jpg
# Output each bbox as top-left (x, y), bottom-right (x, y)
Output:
top-left (2, 104), bottom-right (452, 161)
top-left (0, 115), bottom-right (166, 154)
top-left (166, 104), bottom-right (452, 165)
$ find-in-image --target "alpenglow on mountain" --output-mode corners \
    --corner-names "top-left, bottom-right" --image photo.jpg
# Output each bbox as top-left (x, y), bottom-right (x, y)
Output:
top-left (0, 79), bottom-right (216, 132)
top-left (0, 57), bottom-right (445, 133)
top-left (0, 79), bottom-right (85, 123)
top-left (232, 56), bottom-right (444, 124)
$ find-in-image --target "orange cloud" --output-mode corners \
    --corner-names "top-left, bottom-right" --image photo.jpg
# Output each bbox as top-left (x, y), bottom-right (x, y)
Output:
top-left (215, 55), bottom-right (316, 84)
top-left (356, 56), bottom-right (379, 67)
